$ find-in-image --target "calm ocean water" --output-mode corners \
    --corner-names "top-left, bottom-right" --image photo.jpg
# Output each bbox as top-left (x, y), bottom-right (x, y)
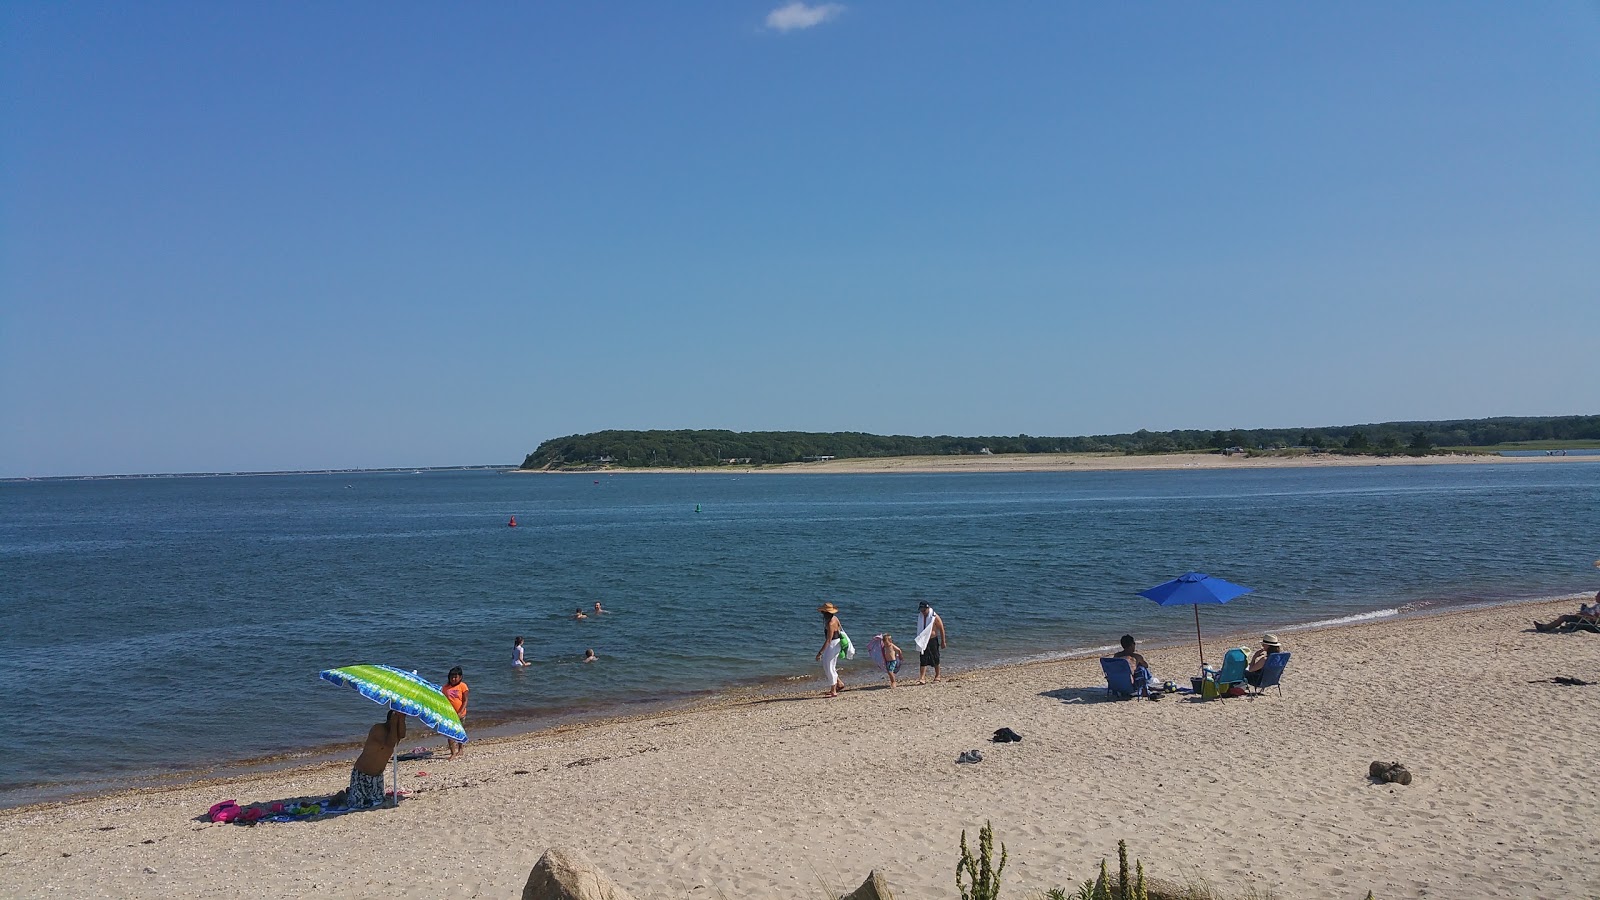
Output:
top-left (3, 464), bottom-right (1598, 806)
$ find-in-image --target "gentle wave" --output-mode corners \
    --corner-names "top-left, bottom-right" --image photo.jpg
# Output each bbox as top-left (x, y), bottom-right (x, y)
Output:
top-left (1280, 607), bottom-right (1402, 631)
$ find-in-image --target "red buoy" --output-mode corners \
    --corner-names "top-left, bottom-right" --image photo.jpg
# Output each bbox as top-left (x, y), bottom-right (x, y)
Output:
top-left (508, 516), bottom-right (517, 527)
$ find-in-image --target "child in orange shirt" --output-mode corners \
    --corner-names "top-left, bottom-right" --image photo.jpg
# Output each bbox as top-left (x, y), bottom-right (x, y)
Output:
top-left (442, 666), bottom-right (468, 760)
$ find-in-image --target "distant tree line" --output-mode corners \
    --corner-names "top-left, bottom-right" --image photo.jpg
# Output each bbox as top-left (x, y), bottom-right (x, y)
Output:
top-left (519, 416), bottom-right (1600, 469)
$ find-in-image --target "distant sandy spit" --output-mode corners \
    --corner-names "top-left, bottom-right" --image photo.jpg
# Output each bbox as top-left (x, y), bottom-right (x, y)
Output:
top-left (515, 451), bottom-right (1600, 475)
top-left (4, 598), bottom-right (1598, 899)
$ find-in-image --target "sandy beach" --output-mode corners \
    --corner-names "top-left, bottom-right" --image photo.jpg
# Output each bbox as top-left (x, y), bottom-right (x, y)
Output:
top-left (4, 598), bottom-right (1598, 899)
top-left (518, 451), bottom-right (1600, 476)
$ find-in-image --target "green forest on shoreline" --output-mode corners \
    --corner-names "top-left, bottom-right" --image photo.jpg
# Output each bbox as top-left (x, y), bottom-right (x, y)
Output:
top-left (519, 415), bottom-right (1600, 470)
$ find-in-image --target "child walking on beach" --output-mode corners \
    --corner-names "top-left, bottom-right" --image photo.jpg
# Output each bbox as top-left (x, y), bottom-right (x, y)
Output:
top-left (442, 666), bottom-right (468, 760)
top-left (881, 634), bottom-right (904, 687)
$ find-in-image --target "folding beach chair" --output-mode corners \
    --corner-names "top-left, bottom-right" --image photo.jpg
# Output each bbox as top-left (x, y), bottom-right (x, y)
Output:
top-left (1100, 657), bottom-right (1139, 700)
top-left (1249, 651), bottom-right (1291, 698)
top-left (1201, 647), bottom-right (1250, 700)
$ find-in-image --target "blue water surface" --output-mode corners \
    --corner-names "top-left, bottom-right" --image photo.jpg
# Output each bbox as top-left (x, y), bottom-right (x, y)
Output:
top-left (2, 463), bottom-right (1597, 804)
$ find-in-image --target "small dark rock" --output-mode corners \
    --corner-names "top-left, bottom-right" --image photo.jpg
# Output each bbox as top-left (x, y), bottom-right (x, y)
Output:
top-left (1369, 760), bottom-right (1413, 785)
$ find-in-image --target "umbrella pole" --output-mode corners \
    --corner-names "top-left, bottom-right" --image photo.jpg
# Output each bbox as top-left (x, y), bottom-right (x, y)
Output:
top-left (1194, 605), bottom-right (1206, 669)
top-left (390, 751), bottom-right (398, 806)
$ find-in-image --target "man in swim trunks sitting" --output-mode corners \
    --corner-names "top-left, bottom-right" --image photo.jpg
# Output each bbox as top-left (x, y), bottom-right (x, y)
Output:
top-left (1534, 592), bottom-right (1600, 633)
top-left (331, 709), bottom-right (406, 808)
top-left (1114, 635), bottom-right (1154, 695)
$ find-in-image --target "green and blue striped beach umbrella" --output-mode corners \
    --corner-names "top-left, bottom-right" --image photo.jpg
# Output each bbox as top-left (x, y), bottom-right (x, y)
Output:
top-left (319, 664), bottom-right (468, 742)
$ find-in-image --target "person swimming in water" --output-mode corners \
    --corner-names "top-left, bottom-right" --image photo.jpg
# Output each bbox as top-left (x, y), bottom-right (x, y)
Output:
top-left (583, 648), bottom-right (597, 662)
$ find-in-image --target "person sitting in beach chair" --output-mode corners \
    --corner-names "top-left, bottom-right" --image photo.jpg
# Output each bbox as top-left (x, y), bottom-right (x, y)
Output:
top-left (1245, 634), bottom-right (1283, 687)
top-left (1204, 647), bottom-right (1250, 698)
top-left (1101, 656), bottom-right (1141, 700)
top-left (1113, 635), bottom-right (1154, 695)
top-left (1533, 593), bottom-right (1600, 633)
top-left (1247, 650), bottom-right (1291, 697)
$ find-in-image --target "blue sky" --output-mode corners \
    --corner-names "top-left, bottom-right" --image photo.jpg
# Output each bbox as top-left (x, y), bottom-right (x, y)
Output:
top-left (3, 3), bottom-right (1597, 477)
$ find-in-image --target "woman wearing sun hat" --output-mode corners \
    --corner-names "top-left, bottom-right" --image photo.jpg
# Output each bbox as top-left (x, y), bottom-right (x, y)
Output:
top-left (815, 602), bottom-right (846, 697)
top-left (1246, 633), bottom-right (1283, 688)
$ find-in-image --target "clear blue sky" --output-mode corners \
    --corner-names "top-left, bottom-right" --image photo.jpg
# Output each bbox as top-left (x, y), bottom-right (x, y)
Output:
top-left (3, 3), bottom-right (1597, 477)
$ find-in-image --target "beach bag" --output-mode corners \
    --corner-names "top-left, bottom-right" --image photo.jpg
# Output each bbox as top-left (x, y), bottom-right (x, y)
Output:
top-left (838, 631), bottom-right (855, 659)
top-left (207, 800), bottom-right (241, 823)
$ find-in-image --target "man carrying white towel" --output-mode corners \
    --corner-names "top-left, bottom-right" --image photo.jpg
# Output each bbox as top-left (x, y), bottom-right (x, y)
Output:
top-left (914, 601), bottom-right (948, 684)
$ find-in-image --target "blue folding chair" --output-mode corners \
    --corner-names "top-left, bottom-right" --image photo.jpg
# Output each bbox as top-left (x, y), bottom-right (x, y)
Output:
top-left (1100, 657), bottom-right (1138, 700)
top-left (1249, 651), bottom-right (1291, 697)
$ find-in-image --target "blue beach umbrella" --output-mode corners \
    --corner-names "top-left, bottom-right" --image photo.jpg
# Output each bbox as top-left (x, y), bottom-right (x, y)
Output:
top-left (1137, 571), bottom-right (1254, 668)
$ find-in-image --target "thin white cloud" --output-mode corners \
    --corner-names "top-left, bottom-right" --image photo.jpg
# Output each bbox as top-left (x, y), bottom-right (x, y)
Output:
top-left (765, 2), bottom-right (845, 32)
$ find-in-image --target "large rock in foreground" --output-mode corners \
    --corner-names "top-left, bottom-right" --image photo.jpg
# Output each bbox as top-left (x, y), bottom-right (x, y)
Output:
top-left (521, 847), bottom-right (637, 900)
top-left (841, 869), bottom-right (895, 900)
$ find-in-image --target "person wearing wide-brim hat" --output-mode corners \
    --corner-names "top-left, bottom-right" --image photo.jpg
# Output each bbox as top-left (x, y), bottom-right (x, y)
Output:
top-left (815, 602), bottom-right (846, 697)
top-left (1246, 633), bottom-right (1283, 687)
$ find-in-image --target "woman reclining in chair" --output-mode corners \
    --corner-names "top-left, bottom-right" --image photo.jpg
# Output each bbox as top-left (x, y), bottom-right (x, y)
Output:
top-left (1245, 634), bottom-right (1283, 688)
top-left (1533, 593), bottom-right (1600, 633)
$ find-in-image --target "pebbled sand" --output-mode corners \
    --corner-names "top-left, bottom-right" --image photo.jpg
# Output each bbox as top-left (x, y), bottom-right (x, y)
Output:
top-left (3, 598), bottom-right (1598, 899)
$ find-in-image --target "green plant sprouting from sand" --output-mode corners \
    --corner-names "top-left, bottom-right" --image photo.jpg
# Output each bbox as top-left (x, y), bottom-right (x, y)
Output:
top-left (958, 820), bottom-right (1008, 900)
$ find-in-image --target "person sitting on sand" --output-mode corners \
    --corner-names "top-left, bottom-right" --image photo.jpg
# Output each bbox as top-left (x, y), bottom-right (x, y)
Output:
top-left (1114, 634), bottom-right (1154, 694)
top-left (1534, 593), bottom-right (1600, 633)
top-left (1246, 634), bottom-right (1283, 687)
top-left (330, 709), bottom-right (406, 808)
top-left (574, 607), bottom-right (588, 620)
top-left (583, 648), bottom-right (597, 662)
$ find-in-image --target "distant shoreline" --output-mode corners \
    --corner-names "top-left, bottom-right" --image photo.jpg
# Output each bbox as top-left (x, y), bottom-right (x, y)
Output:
top-left (0, 465), bottom-right (507, 483)
top-left (514, 450), bottom-right (1600, 475)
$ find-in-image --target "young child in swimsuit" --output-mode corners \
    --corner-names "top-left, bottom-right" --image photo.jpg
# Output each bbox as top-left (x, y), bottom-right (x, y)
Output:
top-left (881, 634), bottom-right (904, 688)
top-left (442, 666), bottom-right (468, 760)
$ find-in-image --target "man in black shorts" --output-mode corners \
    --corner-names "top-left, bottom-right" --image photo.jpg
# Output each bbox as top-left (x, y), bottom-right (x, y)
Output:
top-left (915, 601), bottom-right (947, 683)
